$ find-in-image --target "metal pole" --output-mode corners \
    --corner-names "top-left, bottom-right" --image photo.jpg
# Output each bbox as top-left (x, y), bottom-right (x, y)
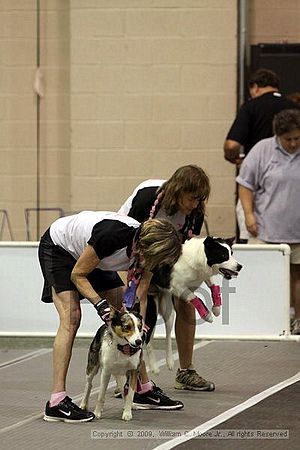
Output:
top-left (238, 0), bottom-right (249, 107)
top-left (36, 0), bottom-right (41, 240)
top-left (235, 0), bottom-right (249, 242)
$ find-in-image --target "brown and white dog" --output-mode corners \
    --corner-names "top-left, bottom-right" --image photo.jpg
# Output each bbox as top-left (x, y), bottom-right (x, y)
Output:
top-left (146, 236), bottom-right (243, 373)
top-left (80, 309), bottom-right (143, 421)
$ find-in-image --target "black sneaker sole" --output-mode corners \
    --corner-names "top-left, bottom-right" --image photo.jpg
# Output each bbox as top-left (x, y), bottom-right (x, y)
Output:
top-left (132, 403), bottom-right (184, 410)
top-left (174, 381), bottom-right (215, 391)
top-left (43, 414), bottom-right (94, 423)
top-left (114, 391), bottom-right (122, 399)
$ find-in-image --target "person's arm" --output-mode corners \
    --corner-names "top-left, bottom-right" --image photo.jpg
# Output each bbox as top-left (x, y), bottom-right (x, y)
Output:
top-left (135, 270), bottom-right (153, 321)
top-left (223, 139), bottom-right (244, 165)
top-left (70, 244), bottom-right (102, 305)
top-left (238, 185), bottom-right (257, 236)
top-left (224, 102), bottom-right (250, 165)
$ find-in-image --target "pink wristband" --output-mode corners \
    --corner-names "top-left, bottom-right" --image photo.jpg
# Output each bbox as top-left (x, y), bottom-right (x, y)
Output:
top-left (210, 285), bottom-right (222, 307)
top-left (191, 297), bottom-right (212, 323)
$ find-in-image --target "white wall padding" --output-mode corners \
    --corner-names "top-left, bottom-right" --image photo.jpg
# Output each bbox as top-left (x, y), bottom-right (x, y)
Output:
top-left (0, 243), bottom-right (293, 340)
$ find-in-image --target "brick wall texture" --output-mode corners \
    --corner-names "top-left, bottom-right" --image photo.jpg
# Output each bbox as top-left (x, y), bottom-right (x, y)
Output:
top-left (1, 0), bottom-right (299, 240)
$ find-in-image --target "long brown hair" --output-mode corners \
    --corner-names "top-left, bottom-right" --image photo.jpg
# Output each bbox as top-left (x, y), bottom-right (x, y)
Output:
top-left (157, 165), bottom-right (210, 216)
top-left (135, 219), bottom-right (182, 271)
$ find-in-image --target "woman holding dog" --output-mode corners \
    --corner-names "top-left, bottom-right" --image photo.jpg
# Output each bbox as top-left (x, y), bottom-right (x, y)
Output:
top-left (118, 165), bottom-right (217, 393)
top-left (237, 109), bottom-right (300, 335)
top-left (38, 212), bottom-right (182, 422)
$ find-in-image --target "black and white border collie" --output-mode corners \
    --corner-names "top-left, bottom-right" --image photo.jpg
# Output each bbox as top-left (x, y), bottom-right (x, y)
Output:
top-left (146, 236), bottom-right (243, 373)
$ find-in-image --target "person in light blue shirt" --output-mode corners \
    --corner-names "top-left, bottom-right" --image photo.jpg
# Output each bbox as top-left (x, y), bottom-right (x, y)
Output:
top-left (236, 109), bottom-right (300, 335)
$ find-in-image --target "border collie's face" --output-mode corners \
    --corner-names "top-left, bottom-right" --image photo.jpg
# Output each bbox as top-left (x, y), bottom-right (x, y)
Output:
top-left (110, 310), bottom-right (143, 347)
top-left (204, 236), bottom-right (242, 279)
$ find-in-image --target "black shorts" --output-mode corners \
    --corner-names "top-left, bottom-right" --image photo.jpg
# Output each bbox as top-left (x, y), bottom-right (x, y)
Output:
top-left (38, 228), bottom-right (124, 303)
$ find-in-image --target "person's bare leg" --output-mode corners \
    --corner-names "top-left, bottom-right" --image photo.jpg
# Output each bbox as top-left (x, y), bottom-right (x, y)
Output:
top-left (45, 289), bottom-right (94, 422)
top-left (52, 289), bottom-right (81, 393)
top-left (174, 297), bottom-right (215, 391)
top-left (174, 298), bottom-right (195, 369)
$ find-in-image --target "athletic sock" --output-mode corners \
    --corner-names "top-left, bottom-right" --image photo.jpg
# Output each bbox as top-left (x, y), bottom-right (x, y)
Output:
top-left (49, 391), bottom-right (67, 407)
top-left (137, 381), bottom-right (153, 394)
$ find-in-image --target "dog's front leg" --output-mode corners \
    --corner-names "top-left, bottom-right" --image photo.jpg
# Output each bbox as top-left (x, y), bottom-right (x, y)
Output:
top-left (205, 278), bottom-right (222, 316)
top-left (115, 375), bottom-right (126, 397)
top-left (94, 369), bottom-right (111, 419)
top-left (122, 370), bottom-right (136, 421)
top-left (80, 363), bottom-right (100, 411)
top-left (175, 285), bottom-right (213, 322)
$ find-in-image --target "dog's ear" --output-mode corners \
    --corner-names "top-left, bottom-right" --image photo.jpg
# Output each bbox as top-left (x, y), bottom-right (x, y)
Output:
top-left (204, 236), bottom-right (216, 247)
top-left (109, 306), bottom-right (118, 319)
top-left (131, 310), bottom-right (143, 322)
top-left (225, 237), bottom-right (235, 247)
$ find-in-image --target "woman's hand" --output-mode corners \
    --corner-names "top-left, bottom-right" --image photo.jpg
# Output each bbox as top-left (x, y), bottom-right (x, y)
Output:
top-left (245, 212), bottom-right (257, 236)
top-left (238, 185), bottom-right (257, 237)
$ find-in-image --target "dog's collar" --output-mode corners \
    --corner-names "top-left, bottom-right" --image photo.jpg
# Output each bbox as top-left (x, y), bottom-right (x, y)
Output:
top-left (117, 343), bottom-right (141, 356)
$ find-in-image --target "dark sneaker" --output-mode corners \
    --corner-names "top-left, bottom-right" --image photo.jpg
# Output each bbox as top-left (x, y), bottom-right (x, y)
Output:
top-left (175, 368), bottom-right (215, 391)
top-left (114, 388), bottom-right (122, 399)
top-left (133, 384), bottom-right (184, 410)
top-left (291, 318), bottom-right (300, 335)
top-left (44, 396), bottom-right (95, 423)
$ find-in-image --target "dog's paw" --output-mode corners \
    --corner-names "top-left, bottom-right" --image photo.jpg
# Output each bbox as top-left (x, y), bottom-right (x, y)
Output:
top-left (94, 408), bottom-right (102, 419)
top-left (80, 401), bottom-right (88, 411)
top-left (149, 362), bottom-right (160, 374)
top-left (147, 347), bottom-right (160, 374)
top-left (204, 311), bottom-right (213, 323)
top-left (122, 410), bottom-right (132, 421)
top-left (212, 306), bottom-right (221, 316)
top-left (166, 357), bottom-right (174, 371)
